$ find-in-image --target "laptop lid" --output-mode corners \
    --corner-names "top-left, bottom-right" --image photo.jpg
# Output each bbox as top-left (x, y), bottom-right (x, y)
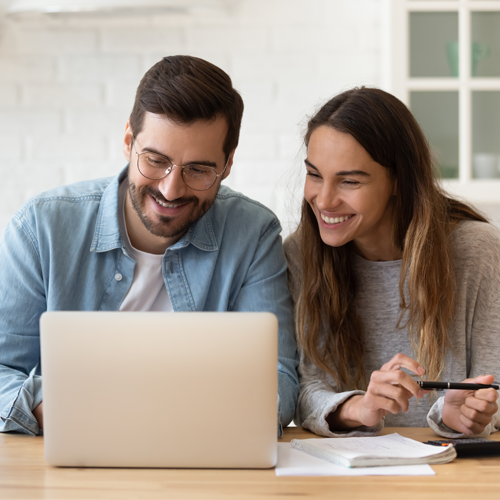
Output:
top-left (40, 311), bottom-right (278, 468)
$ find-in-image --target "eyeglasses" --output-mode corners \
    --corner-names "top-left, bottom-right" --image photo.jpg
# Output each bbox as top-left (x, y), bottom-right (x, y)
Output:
top-left (134, 140), bottom-right (228, 192)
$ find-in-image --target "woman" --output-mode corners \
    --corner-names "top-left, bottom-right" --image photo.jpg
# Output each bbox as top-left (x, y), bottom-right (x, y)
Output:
top-left (285, 87), bottom-right (500, 438)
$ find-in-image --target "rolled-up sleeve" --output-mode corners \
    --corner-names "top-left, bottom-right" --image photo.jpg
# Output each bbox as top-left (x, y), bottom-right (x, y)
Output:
top-left (0, 214), bottom-right (46, 435)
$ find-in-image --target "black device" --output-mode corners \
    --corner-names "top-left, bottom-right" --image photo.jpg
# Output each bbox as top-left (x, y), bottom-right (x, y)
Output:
top-left (418, 381), bottom-right (499, 391)
top-left (424, 438), bottom-right (500, 458)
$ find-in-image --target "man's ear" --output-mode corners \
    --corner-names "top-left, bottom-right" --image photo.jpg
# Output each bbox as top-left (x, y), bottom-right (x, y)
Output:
top-left (222, 150), bottom-right (235, 180)
top-left (123, 119), bottom-right (134, 161)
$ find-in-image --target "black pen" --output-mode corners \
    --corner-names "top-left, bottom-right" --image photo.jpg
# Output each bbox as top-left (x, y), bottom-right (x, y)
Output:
top-left (418, 381), bottom-right (499, 391)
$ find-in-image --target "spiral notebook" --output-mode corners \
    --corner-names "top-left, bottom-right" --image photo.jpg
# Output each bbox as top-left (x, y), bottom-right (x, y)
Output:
top-left (291, 433), bottom-right (457, 468)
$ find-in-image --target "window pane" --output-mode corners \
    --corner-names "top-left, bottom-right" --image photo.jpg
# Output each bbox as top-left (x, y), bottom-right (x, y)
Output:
top-left (472, 92), bottom-right (500, 179)
top-left (410, 91), bottom-right (459, 179)
top-left (471, 12), bottom-right (500, 77)
top-left (410, 12), bottom-right (458, 77)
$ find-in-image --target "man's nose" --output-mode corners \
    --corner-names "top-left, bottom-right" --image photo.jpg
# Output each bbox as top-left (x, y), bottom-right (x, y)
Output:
top-left (158, 165), bottom-right (187, 201)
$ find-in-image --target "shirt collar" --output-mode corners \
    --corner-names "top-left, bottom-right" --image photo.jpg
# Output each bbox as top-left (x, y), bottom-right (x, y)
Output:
top-left (170, 206), bottom-right (218, 252)
top-left (90, 168), bottom-right (126, 253)
top-left (91, 166), bottom-right (218, 254)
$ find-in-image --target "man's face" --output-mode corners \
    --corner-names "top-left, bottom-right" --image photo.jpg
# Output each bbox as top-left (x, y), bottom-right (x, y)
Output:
top-left (123, 112), bottom-right (233, 254)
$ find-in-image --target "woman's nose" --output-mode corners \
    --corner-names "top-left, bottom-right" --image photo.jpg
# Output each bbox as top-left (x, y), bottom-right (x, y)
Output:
top-left (316, 185), bottom-right (341, 211)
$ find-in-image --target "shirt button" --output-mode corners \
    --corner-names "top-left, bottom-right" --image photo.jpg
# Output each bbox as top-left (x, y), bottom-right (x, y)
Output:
top-left (115, 273), bottom-right (123, 281)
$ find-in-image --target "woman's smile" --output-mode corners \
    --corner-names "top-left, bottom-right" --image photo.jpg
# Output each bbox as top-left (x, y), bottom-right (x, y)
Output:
top-left (319, 212), bottom-right (355, 228)
top-left (304, 126), bottom-right (397, 261)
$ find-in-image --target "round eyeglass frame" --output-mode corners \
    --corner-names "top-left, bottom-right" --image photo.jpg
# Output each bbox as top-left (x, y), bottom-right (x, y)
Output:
top-left (134, 140), bottom-right (229, 192)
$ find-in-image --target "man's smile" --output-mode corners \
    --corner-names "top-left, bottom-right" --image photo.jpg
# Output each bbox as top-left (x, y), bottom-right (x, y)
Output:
top-left (152, 195), bottom-right (184, 209)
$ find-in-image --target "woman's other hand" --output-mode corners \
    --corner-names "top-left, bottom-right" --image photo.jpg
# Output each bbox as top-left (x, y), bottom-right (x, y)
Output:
top-left (442, 375), bottom-right (499, 435)
top-left (327, 353), bottom-right (426, 430)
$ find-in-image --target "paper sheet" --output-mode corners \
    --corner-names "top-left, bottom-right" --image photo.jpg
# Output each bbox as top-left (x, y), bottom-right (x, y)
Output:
top-left (293, 433), bottom-right (453, 459)
top-left (275, 443), bottom-right (436, 476)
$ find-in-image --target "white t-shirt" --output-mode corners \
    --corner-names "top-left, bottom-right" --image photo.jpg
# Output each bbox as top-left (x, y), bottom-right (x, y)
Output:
top-left (118, 180), bottom-right (173, 312)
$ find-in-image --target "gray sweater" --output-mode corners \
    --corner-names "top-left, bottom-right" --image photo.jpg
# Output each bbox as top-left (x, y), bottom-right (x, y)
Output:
top-left (284, 221), bottom-right (500, 438)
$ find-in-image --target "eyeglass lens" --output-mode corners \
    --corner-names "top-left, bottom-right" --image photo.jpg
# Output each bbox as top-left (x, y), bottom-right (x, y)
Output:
top-left (137, 152), bottom-right (219, 191)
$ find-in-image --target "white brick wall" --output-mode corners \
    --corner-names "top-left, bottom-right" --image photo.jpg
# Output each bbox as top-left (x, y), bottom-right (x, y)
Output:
top-left (23, 84), bottom-right (103, 107)
top-left (0, 56), bottom-right (56, 81)
top-left (0, 0), bottom-right (387, 235)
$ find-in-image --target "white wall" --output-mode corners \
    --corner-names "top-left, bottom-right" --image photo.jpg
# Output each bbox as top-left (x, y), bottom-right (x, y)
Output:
top-left (0, 0), bottom-right (385, 236)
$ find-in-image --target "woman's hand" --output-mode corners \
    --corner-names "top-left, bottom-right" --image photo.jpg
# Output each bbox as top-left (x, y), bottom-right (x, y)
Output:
top-left (442, 375), bottom-right (499, 435)
top-left (327, 353), bottom-right (426, 430)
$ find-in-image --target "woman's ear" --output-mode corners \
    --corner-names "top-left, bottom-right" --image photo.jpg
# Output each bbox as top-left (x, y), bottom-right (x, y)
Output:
top-left (392, 178), bottom-right (397, 196)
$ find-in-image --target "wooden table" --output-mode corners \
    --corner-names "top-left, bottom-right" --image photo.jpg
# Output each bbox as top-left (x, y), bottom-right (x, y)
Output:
top-left (1, 427), bottom-right (499, 500)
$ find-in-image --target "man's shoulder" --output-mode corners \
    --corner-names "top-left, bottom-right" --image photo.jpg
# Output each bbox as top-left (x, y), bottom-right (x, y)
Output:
top-left (20, 176), bottom-right (115, 210)
top-left (10, 175), bottom-right (121, 241)
top-left (15, 175), bottom-right (117, 222)
top-left (213, 185), bottom-right (281, 229)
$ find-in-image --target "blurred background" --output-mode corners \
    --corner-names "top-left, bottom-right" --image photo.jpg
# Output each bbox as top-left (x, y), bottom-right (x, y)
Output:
top-left (0, 0), bottom-right (498, 237)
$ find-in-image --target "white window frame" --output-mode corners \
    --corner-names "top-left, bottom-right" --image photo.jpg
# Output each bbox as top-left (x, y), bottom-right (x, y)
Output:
top-left (388, 0), bottom-right (500, 203)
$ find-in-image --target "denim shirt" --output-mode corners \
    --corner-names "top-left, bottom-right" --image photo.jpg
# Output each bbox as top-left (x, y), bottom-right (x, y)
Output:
top-left (0, 168), bottom-right (299, 437)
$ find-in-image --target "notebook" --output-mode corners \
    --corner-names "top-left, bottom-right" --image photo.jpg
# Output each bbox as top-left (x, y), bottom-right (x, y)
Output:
top-left (40, 311), bottom-right (278, 468)
top-left (291, 434), bottom-right (457, 468)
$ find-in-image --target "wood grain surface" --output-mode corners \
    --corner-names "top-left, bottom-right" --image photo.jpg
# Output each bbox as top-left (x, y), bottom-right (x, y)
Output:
top-left (0, 427), bottom-right (499, 500)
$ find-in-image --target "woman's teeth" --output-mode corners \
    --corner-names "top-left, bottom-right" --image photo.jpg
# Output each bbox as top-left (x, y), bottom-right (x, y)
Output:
top-left (320, 213), bottom-right (352, 225)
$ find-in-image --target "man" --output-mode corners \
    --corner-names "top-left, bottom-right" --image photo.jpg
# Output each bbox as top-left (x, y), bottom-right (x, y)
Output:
top-left (0, 55), bottom-right (299, 437)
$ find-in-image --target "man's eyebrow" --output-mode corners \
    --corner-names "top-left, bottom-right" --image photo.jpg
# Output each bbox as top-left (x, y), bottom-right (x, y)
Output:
top-left (304, 159), bottom-right (370, 177)
top-left (140, 147), bottom-right (217, 168)
top-left (186, 160), bottom-right (218, 168)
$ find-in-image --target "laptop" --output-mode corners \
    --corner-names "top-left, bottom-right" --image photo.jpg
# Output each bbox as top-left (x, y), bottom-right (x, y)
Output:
top-left (39, 311), bottom-right (278, 468)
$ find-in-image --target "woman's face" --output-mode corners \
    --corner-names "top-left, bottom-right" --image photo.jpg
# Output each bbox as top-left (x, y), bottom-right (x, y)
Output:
top-left (304, 126), bottom-right (398, 261)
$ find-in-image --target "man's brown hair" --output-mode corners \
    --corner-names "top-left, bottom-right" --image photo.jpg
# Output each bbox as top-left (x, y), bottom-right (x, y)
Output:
top-left (130, 55), bottom-right (244, 157)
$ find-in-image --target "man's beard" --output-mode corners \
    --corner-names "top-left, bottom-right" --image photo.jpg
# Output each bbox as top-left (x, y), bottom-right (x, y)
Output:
top-left (128, 181), bottom-right (214, 241)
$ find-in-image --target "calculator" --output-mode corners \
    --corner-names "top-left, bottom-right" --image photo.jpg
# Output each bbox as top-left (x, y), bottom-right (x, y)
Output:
top-left (424, 438), bottom-right (500, 458)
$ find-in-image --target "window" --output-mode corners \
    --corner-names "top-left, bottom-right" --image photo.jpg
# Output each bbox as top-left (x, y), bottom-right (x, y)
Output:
top-left (389, 0), bottom-right (500, 203)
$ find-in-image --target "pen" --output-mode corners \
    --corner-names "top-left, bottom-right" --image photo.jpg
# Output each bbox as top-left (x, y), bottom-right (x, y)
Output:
top-left (418, 381), bottom-right (500, 391)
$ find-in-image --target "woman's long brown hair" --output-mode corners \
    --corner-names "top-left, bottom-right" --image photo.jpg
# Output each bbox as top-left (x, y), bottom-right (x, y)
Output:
top-left (297, 88), bottom-right (487, 390)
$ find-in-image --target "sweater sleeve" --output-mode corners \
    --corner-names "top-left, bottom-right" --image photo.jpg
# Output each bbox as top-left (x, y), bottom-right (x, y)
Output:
top-left (284, 233), bottom-right (383, 438)
top-left (427, 222), bottom-right (500, 438)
